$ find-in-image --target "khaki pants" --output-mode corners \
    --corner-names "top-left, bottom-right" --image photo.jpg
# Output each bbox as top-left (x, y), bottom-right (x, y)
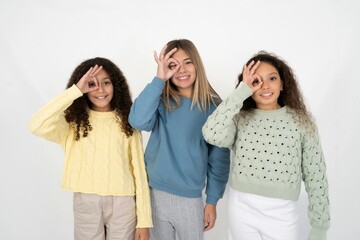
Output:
top-left (73, 193), bottom-right (136, 240)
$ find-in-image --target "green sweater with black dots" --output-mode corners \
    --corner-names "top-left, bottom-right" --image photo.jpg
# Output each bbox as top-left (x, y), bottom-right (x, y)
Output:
top-left (202, 82), bottom-right (330, 240)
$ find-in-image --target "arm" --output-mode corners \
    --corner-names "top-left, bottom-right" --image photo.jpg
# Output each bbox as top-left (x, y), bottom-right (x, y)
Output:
top-left (202, 144), bottom-right (230, 231)
top-left (301, 127), bottom-right (330, 240)
top-left (129, 44), bottom-right (180, 131)
top-left (28, 85), bottom-right (83, 143)
top-left (128, 77), bottom-right (164, 131)
top-left (202, 60), bottom-right (262, 148)
top-left (202, 82), bottom-right (253, 148)
top-left (205, 145), bottom-right (230, 205)
top-left (29, 65), bottom-right (103, 143)
top-left (129, 130), bottom-right (153, 228)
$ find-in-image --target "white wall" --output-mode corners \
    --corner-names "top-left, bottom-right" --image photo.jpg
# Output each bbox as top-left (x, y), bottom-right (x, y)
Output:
top-left (1, 0), bottom-right (359, 239)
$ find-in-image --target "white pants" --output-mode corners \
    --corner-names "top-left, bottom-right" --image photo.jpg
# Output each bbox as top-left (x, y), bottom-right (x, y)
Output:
top-left (228, 187), bottom-right (299, 240)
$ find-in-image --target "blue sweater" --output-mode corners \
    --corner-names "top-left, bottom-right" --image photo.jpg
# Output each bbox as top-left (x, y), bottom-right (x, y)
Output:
top-left (129, 77), bottom-right (230, 205)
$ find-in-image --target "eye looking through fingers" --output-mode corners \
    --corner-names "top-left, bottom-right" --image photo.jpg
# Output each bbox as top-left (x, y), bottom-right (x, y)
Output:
top-left (169, 63), bottom-right (177, 70)
top-left (252, 78), bottom-right (260, 86)
top-left (88, 80), bottom-right (96, 88)
top-left (252, 74), bottom-right (262, 87)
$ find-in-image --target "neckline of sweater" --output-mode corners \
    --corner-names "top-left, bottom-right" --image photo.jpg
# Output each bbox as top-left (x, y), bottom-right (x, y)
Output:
top-left (88, 109), bottom-right (116, 117)
top-left (254, 106), bottom-right (287, 116)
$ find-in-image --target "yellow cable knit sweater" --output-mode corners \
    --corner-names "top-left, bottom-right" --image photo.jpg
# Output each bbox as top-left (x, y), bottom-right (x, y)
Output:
top-left (29, 85), bottom-right (152, 228)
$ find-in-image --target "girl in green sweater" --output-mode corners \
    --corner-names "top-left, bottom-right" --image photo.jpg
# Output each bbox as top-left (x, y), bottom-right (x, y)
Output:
top-left (202, 51), bottom-right (330, 240)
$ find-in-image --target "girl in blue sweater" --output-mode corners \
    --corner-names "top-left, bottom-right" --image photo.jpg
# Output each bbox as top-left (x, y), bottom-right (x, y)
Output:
top-left (203, 51), bottom-right (330, 240)
top-left (129, 39), bottom-right (230, 240)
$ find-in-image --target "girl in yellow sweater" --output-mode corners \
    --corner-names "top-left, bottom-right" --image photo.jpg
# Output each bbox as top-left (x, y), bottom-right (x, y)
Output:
top-left (29, 58), bottom-right (152, 240)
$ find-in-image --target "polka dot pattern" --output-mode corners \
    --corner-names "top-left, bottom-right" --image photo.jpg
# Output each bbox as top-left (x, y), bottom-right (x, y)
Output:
top-left (202, 83), bottom-right (330, 235)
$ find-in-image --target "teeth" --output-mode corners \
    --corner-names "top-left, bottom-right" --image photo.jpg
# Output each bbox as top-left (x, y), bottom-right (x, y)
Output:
top-left (96, 96), bottom-right (106, 99)
top-left (178, 76), bottom-right (189, 80)
top-left (261, 93), bottom-right (272, 97)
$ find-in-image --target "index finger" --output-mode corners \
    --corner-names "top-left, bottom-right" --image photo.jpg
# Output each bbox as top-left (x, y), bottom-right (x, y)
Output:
top-left (83, 66), bottom-right (94, 79)
top-left (164, 47), bottom-right (177, 60)
top-left (158, 44), bottom-right (168, 60)
top-left (249, 60), bottom-right (261, 75)
top-left (91, 65), bottom-right (103, 76)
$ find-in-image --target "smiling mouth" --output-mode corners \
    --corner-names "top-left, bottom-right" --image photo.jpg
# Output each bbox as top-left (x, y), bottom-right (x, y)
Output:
top-left (260, 93), bottom-right (273, 97)
top-left (177, 75), bottom-right (190, 80)
top-left (95, 96), bottom-right (107, 100)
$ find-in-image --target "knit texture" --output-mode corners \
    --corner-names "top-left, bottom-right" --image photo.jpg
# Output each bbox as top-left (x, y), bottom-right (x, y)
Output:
top-left (29, 85), bottom-right (152, 228)
top-left (202, 82), bottom-right (330, 240)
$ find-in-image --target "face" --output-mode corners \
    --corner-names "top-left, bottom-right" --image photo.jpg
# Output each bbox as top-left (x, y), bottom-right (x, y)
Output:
top-left (252, 62), bottom-right (283, 110)
top-left (87, 69), bottom-right (114, 112)
top-left (169, 48), bottom-right (196, 98)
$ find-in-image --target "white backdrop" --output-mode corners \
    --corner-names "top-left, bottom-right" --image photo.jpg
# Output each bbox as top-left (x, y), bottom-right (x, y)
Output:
top-left (1, 0), bottom-right (359, 239)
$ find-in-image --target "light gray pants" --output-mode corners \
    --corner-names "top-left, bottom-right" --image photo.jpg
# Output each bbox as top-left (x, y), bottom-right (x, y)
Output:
top-left (73, 193), bottom-right (136, 240)
top-left (150, 188), bottom-right (204, 240)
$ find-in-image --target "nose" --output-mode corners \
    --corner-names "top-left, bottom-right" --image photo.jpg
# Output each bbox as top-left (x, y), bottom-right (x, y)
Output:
top-left (178, 63), bottom-right (186, 73)
top-left (261, 79), bottom-right (270, 89)
top-left (97, 83), bottom-right (104, 92)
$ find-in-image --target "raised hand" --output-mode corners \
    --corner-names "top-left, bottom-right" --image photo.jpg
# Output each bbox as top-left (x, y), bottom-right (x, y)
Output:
top-left (242, 60), bottom-right (263, 92)
top-left (153, 44), bottom-right (180, 81)
top-left (76, 65), bottom-right (103, 94)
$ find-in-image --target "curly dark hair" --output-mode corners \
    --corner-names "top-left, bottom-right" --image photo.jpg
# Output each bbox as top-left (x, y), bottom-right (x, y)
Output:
top-left (64, 57), bottom-right (133, 140)
top-left (236, 51), bottom-right (309, 117)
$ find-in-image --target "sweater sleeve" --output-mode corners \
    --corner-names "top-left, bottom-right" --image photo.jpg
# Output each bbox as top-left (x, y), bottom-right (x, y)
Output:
top-left (28, 85), bottom-right (83, 144)
top-left (129, 130), bottom-right (153, 228)
top-left (301, 127), bottom-right (330, 240)
top-left (205, 144), bottom-right (230, 205)
top-left (129, 77), bottom-right (165, 131)
top-left (202, 82), bottom-right (253, 148)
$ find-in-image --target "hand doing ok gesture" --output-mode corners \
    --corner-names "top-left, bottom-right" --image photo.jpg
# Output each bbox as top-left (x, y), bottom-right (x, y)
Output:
top-left (153, 44), bottom-right (180, 81)
top-left (242, 60), bottom-right (263, 92)
top-left (76, 65), bottom-right (103, 94)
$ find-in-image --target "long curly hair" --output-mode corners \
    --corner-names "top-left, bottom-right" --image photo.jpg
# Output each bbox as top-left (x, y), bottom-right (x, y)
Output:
top-left (64, 57), bottom-right (133, 140)
top-left (236, 51), bottom-right (317, 131)
top-left (236, 51), bottom-right (314, 127)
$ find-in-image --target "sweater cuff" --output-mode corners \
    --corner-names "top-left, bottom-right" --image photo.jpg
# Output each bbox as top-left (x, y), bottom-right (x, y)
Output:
top-left (233, 82), bottom-right (253, 101)
top-left (309, 226), bottom-right (328, 240)
top-left (136, 219), bottom-right (153, 228)
top-left (206, 195), bottom-right (219, 205)
top-left (70, 84), bottom-right (84, 97)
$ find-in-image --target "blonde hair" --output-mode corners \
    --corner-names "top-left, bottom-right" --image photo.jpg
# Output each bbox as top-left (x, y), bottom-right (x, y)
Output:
top-left (162, 39), bottom-right (220, 111)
